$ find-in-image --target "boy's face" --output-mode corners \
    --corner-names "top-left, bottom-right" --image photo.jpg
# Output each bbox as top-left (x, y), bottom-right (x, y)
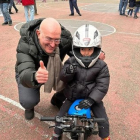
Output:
top-left (80, 47), bottom-right (94, 56)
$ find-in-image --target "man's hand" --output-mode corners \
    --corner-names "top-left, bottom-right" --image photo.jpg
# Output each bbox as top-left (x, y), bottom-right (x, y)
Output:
top-left (35, 61), bottom-right (48, 84)
top-left (99, 51), bottom-right (105, 60)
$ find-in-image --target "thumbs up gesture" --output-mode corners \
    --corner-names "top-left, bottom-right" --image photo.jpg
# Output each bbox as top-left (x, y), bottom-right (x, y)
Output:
top-left (35, 61), bottom-right (48, 83)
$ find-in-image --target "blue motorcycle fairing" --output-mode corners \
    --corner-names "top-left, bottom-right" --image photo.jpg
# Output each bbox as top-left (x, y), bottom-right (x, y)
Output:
top-left (68, 99), bottom-right (91, 119)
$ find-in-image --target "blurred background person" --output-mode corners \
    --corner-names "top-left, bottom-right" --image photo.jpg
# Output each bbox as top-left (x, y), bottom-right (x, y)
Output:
top-left (21, 0), bottom-right (35, 22)
top-left (69, 0), bottom-right (81, 16)
top-left (119, 0), bottom-right (128, 15)
top-left (126, 0), bottom-right (135, 17)
top-left (0, 0), bottom-right (12, 25)
top-left (9, 0), bottom-right (18, 14)
top-left (134, 0), bottom-right (140, 18)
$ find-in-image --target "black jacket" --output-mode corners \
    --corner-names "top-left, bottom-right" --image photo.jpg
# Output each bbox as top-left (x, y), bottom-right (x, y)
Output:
top-left (60, 57), bottom-right (110, 103)
top-left (0, 0), bottom-right (10, 3)
top-left (15, 18), bottom-right (72, 88)
top-left (135, 0), bottom-right (140, 6)
top-left (128, 0), bottom-right (136, 7)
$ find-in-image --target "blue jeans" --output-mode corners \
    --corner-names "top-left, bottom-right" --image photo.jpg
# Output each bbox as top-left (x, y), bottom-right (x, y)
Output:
top-left (134, 6), bottom-right (140, 15)
top-left (119, 0), bottom-right (121, 11)
top-left (69, 0), bottom-right (80, 14)
top-left (9, 0), bottom-right (17, 11)
top-left (127, 9), bottom-right (133, 16)
top-left (24, 5), bottom-right (34, 22)
top-left (9, 0), bottom-right (13, 9)
top-left (119, 0), bottom-right (128, 14)
top-left (0, 3), bottom-right (12, 22)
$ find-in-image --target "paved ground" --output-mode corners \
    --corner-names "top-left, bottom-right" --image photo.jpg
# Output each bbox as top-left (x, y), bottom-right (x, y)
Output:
top-left (0, 0), bottom-right (140, 139)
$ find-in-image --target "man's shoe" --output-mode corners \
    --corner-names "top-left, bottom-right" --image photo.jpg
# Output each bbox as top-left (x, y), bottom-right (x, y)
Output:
top-left (2, 22), bottom-right (8, 25)
top-left (120, 13), bottom-right (126, 16)
top-left (8, 21), bottom-right (12, 26)
top-left (134, 15), bottom-right (138, 19)
top-left (69, 14), bottom-right (74, 16)
top-left (51, 94), bottom-right (63, 109)
top-left (25, 108), bottom-right (34, 120)
top-left (78, 13), bottom-right (82, 16)
top-left (16, 9), bottom-right (18, 13)
top-left (9, 12), bottom-right (14, 14)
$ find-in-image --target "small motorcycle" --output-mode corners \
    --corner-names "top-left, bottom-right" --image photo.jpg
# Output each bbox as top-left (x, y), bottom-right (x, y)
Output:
top-left (40, 99), bottom-right (106, 140)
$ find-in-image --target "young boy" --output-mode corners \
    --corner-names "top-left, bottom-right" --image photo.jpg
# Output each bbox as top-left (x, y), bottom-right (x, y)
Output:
top-left (51, 24), bottom-right (110, 140)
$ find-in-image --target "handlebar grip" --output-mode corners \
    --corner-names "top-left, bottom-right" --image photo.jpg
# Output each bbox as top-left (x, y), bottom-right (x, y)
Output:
top-left (40, 117), bottom-right (55, 121)
top-left (93, 118), bottom-right (106, 122)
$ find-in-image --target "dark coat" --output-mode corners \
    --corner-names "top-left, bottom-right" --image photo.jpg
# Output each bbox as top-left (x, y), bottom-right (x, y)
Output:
top-left (128, 0), bottom-right (136, 7)
top-left (60, 56), bottom-right (110, 103)
top-left (15, 18), bottom-right (72, 88)
top-left (135, 0), bottom-right (140, 6)
top-left (0, 0), bottom-right (10, 3)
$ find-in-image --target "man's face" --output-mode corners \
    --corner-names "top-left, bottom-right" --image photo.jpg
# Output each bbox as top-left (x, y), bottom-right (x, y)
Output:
top-left (36, 29), bottom-right (61, 54)
top-left (80, 47), bottom-right (94, 56)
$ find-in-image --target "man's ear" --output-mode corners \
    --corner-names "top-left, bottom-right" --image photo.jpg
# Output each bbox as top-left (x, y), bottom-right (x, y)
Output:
top-left (36, 29), bottom-right (40, 37)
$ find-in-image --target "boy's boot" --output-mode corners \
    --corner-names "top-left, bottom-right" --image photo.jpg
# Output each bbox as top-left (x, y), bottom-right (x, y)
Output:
top-left (25, 108), bottom-right (34, 120)
top-left (9, 9), bottom-right (14, 14)
top-left (102, 136), bottom-right (110, 140)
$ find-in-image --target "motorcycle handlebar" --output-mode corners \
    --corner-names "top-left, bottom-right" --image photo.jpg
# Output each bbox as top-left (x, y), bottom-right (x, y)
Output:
top-left (93, 118), bottom-right (106, 122)
top-left (40, 117), bottom-right (55, 121)
top-left (40, 116), bottom-right (106, 123)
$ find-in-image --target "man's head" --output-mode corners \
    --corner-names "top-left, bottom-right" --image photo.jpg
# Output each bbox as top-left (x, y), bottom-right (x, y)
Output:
top-left (36, 18), bottom-right (61, 54)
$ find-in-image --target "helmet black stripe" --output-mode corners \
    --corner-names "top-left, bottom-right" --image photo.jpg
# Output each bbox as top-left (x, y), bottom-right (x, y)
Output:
top-left (85, 24), bottom-right (89, 38)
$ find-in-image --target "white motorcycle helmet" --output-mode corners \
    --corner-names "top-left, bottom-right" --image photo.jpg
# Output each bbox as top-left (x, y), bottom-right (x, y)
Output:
top-left (73, 24), bottom-right (102, 68)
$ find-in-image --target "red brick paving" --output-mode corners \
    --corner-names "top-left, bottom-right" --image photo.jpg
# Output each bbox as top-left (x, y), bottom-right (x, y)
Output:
top-left (0, 0), bottom-right (140, 139)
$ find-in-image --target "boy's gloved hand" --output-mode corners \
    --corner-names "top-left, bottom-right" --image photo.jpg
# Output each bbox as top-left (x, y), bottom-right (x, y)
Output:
top-left (66, 64), bottom-right (77, 74)
top-left (78, 98), bottom-right (94, 109)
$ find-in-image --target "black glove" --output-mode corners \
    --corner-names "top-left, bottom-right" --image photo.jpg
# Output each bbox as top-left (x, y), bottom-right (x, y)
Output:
top-left (66, 64), bottom-right (77, 74)
top-left (78, 98), bottom-right (94, 109)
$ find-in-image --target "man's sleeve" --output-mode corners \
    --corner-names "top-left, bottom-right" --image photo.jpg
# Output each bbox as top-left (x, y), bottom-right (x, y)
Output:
top-left (16, 52), bottom-right (40, 88)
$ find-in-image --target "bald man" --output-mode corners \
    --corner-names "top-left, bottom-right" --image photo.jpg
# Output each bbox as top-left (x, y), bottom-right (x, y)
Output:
top-left (15, 18), bottom-right (73, 120)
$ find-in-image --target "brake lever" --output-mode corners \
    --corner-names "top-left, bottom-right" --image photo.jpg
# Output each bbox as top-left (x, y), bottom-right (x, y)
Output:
top-left (49, 126), bottom-right (55, 128)
top-left (57, 124), bottom-right (71, 129)
top-left (56, 116), bottom-right (72, 123)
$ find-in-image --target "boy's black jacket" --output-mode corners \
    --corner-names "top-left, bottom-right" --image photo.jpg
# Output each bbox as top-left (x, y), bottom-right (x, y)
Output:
top-left (60, 56), bottom-right (110, 103)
